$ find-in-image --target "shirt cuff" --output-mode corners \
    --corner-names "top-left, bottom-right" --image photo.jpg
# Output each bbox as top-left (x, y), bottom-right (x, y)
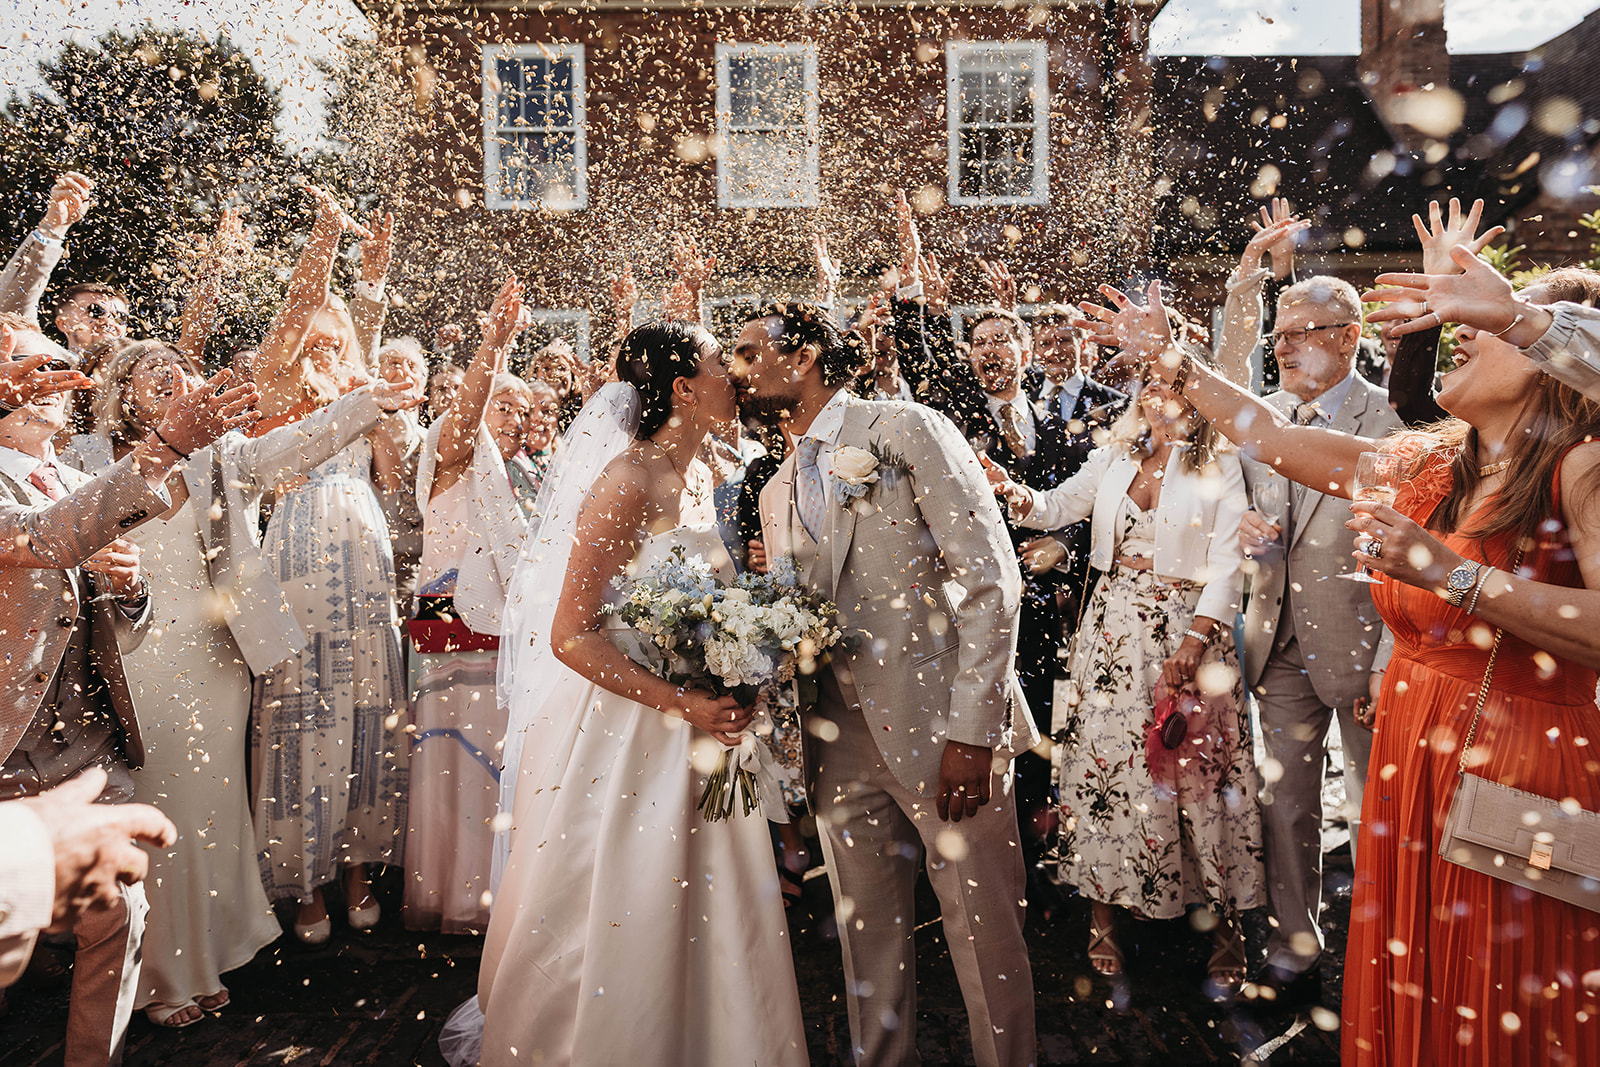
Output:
top-left (353, 280), bottom-right (386, 303)
top-left (29, 229), bottom-right (65, 251)
top-left (1524, 302), bottom-right (1580, 363)
top-left (0, 802), bottom-right (55, 939)
top-left (895, 280), bottom-right (924, 302)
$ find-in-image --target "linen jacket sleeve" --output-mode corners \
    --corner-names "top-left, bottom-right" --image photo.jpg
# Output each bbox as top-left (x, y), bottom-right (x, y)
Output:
top-left (1192, 453), bottom-right (1249, 623)
top-left (0, 800), bottom-right (54, 989)
top-left (1012, 446), bottom-right (1115, 533)
top-left (0, 232), bottom-right (64, 326)
top-left (351, 289), bottom-right (388, 374)
top-left (0, 456), bottom-right (168, 570)
top-left (1216, 267), bottom-right (1267, 388)
top-left (1524, 302), bottom-right (1600, 401)
top-left (889, 404), bottom-right (1024, 747)
top-left (224, 386), bottom-right (386, 498)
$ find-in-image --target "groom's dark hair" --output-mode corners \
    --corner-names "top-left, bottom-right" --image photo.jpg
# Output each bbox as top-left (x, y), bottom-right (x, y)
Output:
top-left (747, 301), bottom-right (866, 389)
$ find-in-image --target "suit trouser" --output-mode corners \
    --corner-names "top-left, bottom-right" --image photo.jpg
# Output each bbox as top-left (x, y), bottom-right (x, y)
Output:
top-left (1256, 638), bottom-right (1373, 976)
top-left (811, 676), bottom-right (1036, 1067)
top-left (66, 881), bottom-right (146, 1067)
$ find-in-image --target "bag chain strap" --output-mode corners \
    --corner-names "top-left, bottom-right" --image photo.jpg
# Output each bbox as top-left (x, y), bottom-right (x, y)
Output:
top-left (1455, 548), bottom-right (1524, 776)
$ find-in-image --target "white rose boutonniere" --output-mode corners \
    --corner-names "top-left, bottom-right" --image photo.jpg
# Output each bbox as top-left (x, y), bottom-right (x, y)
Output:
top-left (828, 441), bottom-right (907, 509)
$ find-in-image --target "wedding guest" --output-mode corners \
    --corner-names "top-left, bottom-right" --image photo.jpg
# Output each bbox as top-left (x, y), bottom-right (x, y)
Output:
top-left (985, 354), bottom-right (1262, 989)
top-left (427, 360), bottom-right (465, 423)
top-left (0, 768), bottom-right (175, 990)
top-left (405, 278), bottom-right (524, 934)
top-left (506, 378), bottom-right (559, 518)
top-left (1214, 197), bottom-right (1306, 393)
top-left (1025, 305), bottom-right (1127, 428)
top-left (0, 313), bottom-right (255, 1064)
top-left (1231, 275), bottom-right (1401, 1006)
top-left (89, 338), bottom-right (414, 1026)
top-left (248, 185), bottom-right (410, 945)
top-left (0, 173), bottom-right (95, 329)
top-left (1093, 272), bottom-right (1600, 1065)
top-left (376, 337), bottom-right (429, 602)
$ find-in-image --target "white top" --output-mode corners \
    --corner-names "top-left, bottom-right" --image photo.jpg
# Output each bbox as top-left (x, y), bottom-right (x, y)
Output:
top-left (1288, 368), bottom-right (1360, 425)
top-left (0, 443), bottom-right (52, 484)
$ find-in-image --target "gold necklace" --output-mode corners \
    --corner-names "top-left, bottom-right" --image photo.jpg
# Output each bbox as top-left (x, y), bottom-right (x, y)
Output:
top-left (1478, 460), bottom-right (1511, 477)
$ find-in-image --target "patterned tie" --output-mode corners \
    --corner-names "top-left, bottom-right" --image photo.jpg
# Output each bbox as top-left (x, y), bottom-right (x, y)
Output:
top-left (1288, 402), bottom-right (1320, 531)
top-left (1293, 401), bottom-right (1322, 426)
top-left (998, 402), bottom-right (1029, 459)
top-left (795, 437), bottom-right (826, 543)
top-left (29, 462), bottom-right (65, 502)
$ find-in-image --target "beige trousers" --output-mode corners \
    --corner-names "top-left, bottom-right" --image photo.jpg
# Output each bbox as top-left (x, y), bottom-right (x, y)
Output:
top-left (66, 881), bottom-right (146, 1067)
top-left (810, 675), bottom-right (1036, 1067)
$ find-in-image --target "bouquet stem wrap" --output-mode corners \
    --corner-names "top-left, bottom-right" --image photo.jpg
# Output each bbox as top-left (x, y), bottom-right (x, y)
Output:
top-left (699, 690), bottom-right (787, 822)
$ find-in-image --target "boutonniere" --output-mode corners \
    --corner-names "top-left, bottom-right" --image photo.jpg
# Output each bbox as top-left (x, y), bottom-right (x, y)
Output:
top-left (829, 441), bottom-right (907, 508)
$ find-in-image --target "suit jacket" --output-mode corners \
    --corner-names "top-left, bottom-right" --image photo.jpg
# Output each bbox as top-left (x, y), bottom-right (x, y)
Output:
top-left (759, 395), bottom-right (1038, 796)
top-left (1239, 376), bottom-right (1403, 706)
top-left (0, 231), bottom-right (65, 327)
top-left (1019, 444), bottom-right (1249, 624)
top-left (0, 454), bottom-right (163, 768)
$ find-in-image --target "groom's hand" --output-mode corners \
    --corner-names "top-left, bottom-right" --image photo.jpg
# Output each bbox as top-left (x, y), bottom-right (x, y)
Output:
top-left (936, 741), bottom-right (993, 822)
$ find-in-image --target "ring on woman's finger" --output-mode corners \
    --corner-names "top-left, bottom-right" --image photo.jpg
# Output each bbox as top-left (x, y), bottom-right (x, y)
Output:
top-left (1369, 538), bottom-right (1385, 560)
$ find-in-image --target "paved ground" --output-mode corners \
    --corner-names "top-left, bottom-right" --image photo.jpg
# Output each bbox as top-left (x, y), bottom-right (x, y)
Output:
top-left (0, 841), bottom-right (1351, 1066)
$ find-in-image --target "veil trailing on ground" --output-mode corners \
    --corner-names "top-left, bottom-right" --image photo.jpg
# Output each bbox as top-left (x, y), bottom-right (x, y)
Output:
top-left (439, 382), bottom-right (641, 1067)
top-left (491, 381), bottom-right (641, 887)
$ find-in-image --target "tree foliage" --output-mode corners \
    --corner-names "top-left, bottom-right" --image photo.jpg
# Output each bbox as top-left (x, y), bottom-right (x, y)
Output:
top-left (0, 27), bottom-right (305, 345)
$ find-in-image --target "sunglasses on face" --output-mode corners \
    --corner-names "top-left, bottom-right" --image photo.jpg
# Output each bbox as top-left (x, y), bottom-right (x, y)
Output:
top-left (12, 351), bottom-right (75, 373)
top-left (83, 303), bottom-right (129, 323)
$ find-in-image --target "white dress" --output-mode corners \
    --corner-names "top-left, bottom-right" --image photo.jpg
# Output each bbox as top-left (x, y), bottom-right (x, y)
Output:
top-left (251, 440), bottom-right (409, 902)
top-left (477, 526), bottom-right (807, 1067)
top-left (125, 497), bottom-right (281, 1007)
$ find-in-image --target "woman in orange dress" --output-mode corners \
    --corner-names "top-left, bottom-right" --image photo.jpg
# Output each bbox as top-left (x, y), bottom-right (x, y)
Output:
top-left (1078, 266), bottom-right (1600, 1066)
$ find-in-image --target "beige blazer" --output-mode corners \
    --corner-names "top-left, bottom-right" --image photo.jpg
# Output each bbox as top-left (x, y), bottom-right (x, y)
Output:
top-left (0, 455), bottom-right (164, 768)
top-left (1016, 444), bottom-right (1250, 624)
top-left (760, 395), bottom-right (1037, 797)
top-left (1239, 376), bottom-right (1402, 706)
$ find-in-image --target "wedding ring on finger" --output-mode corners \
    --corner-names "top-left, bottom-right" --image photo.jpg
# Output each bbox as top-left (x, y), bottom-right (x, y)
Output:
top-left (1369, 538), bottom-right (1385, 560)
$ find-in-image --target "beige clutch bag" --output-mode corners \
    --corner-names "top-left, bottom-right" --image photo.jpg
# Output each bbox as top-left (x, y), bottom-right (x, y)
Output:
top-left (1437, 614), bottom-right (1600, 913)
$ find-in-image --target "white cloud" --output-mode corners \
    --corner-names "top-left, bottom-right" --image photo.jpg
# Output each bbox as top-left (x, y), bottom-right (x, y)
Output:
top-left (1151, 0), bottom-right (1600, 56)
top-left (0, 0), bottom-right (372, 147)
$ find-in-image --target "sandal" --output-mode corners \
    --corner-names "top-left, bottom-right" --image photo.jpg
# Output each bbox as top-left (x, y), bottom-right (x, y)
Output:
top-left (1208, 924), bottom-right (1248, 991)
top-left (1088, 921), bottom-right (1124, 976)
top-left (145, 1000), bottom-right (204, 1028)
top-left (196, 989), bottom-right (229, 1012)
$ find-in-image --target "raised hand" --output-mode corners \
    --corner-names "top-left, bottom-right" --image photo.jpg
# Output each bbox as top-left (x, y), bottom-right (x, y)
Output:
top-left (359, 209), bottom-right (395, 286)
top-left (304, 184), bottom-right (371, 241)
top-left (1073, 280), bottom-right (1174, 362)
top-left (372, 376), bottom-right (425, 412)
top-left (671, 232), bottom-right (715, 294)
top-left (0, 325), bottom-right (93, 407)
top-left (41, 172), bottom-right (94, 239)
top-left (482, 275), bottom-right (525, 351)
top-left (1249, 196), bottom-right (1302, 276)
top-left (156, 368), bottom-right (260, 455)
top-left (1413, 198), bottom-right (1504, 277)
top-left (894, 190), bottom-right (921, 283)
top-left (813, 232), bottom-right (840, 306)
top-left (980, 257), bottom-right (1017, 312)
top-left (1362, 245), bottom-right (1548, 344)
top-left (920, 253), bottom-right (953, 317)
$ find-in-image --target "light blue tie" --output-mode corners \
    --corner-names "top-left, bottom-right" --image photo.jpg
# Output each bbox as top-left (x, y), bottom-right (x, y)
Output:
top-left (795, 437), bottom-right (826, 542)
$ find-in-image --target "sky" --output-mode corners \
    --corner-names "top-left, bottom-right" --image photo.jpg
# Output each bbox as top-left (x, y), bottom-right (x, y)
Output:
top-left (0, 0), bottom-right (1595, 146)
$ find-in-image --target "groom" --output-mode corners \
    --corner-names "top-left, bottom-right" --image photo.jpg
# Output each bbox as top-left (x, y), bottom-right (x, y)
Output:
top-left (737, 303), bottom-right (1038, 1067)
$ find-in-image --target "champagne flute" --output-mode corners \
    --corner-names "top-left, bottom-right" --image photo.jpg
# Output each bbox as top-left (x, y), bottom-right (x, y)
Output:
top-left (1338, 451), bottom-right (1404, 583)
top-left (1249, 477), bottom-right (1288, 564)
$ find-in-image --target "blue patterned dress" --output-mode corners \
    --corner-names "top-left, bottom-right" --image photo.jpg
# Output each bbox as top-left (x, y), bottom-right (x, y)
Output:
top-left (251, 439), bottom-right (409, 902)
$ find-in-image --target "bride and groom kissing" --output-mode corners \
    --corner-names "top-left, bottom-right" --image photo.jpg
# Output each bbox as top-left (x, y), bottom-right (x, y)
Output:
top-left (474, 303), bottom-right (1039, 1066)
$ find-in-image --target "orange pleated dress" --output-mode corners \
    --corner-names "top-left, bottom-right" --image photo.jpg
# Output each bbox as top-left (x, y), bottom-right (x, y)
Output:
top-left (1344, 451), bottom-right (1600, 1066)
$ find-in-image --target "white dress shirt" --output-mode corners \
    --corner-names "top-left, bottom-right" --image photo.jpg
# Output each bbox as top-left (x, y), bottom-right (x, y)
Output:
top-left (1038, 373), bottom-right (1085, 424)
top-left (0, 442), bottom-right (55, 488)
top-left (792, 388), bottom-right (854, 507)
top-left (1290, 369), bottom-right (1360, 426)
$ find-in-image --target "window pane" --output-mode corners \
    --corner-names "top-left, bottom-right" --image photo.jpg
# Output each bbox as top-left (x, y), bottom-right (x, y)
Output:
top-left (496, 58), bottom-right (526, 127)
top-left (958, 70), bottom-right (985, 125)
top-left (496, 130), bottom-right (579, 204)
top-left (958, 127), bottom-right (1033, 198)
top-left (728, 52), bottom-right (806, 128)
top-left (725, 129), bottom-right (812, 204)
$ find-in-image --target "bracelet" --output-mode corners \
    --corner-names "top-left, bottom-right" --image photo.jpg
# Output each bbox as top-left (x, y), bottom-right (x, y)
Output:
top-left (1183, 627), bottom-right (1210, 644)
top-left (151, 427), bottom-right (190, 461)
top-left (1170, 350), bottom-right (1194, 394)
top-left (30, 228), bottom-right (64, 250)
top-left (1464, 566), bottom-right (1495, 615)
top-left (1491, 314), bottom-right (1525, 339)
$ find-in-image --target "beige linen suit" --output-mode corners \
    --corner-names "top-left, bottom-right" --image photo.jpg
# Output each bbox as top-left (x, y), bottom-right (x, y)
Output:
top-left (1239, 376), bottom-right (1401, 976)
top-left (761, 394), bottom-right (1038, 1067)
top-left (0, 453), bottom-right (168, 1066)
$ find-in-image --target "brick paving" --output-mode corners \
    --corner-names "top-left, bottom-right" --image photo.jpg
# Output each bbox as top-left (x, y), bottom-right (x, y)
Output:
top-left (0, 850), bottom-right (1350, 1066)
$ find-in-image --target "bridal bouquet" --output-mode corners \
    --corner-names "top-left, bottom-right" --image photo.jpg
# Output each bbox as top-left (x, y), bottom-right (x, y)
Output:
top-left (605, 548), bottom-right (842, 820)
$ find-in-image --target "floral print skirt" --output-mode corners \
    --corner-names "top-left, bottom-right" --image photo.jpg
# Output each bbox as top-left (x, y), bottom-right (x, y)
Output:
top-left (1049, 566), bottom-right (1264, 920)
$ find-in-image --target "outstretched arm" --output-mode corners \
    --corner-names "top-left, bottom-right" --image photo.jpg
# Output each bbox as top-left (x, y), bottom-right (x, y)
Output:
top-left (176, 206), bottom-right (247, 370)
top-left (0, 173), bottom-right (91, 324)
top-left (256, 186), bottom-right (369, 393)
top-left (428, 276), bottom-right (524, 495)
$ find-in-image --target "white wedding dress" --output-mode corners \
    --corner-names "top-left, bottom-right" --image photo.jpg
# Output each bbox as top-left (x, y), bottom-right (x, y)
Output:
top-left (477, 525), bottom-right (808, 1067)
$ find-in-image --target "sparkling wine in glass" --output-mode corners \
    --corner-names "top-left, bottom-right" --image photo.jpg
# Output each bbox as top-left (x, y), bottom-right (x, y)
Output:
top-left (1338, 452), bottom-right (1404, 583)
top-left (1249, 478), bottom-right (1288, 565)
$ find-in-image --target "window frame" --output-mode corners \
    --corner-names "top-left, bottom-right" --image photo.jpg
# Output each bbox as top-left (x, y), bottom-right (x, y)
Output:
top-left (481, 42), bottom-right (588, 211)
top-left (945, 41), bottom-right (1050, 208)
top-left (714, 42), bottom-right (821, 209)
top-left (518, 308), bottom-right (593, 363)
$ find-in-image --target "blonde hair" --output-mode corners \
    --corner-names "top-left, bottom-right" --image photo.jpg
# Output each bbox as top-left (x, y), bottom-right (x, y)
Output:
top-left (1105, 344), bottom-right (1232, 474)
top-left (95, 339), bottom-right (187, 448)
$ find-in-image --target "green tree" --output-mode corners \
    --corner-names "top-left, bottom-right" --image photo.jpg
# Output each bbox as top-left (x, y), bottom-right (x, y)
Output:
top-left (0, 27), bottom-right (304, 348)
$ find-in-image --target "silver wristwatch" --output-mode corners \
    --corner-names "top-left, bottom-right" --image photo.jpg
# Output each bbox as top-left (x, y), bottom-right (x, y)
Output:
top-left (1442, 560), bottom-right (1484, 608)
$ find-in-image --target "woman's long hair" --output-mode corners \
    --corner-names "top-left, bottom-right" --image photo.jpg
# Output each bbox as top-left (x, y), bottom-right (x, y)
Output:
top-left (1402, 267), bottom-right (1600, 552)
top-left (94, 339), bottom-right (187, 449)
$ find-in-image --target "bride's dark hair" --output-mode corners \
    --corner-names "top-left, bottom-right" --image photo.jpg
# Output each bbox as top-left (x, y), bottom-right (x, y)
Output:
top-left (615, 320), bottom-right (706, 439)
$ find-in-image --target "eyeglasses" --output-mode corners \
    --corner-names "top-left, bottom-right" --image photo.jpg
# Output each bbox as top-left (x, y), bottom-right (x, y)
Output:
top-left (83, 303), bottom-right (129, 323)
top-left (1267, 323), bottom-right (1353, 348)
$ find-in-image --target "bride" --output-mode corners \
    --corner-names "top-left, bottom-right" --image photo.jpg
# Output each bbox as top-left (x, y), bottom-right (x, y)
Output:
top-left (475, 320), bottom-right (808, 1066)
